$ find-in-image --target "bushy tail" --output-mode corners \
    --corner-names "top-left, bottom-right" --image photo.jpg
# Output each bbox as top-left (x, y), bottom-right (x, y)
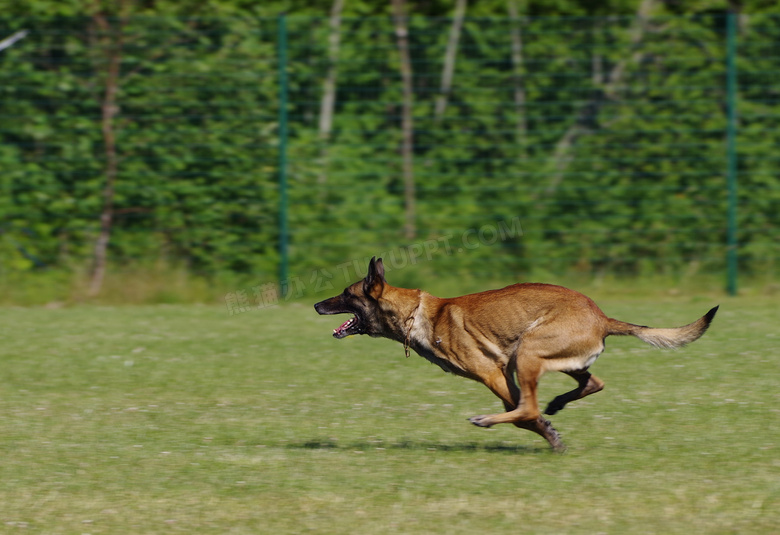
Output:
top-left (606, 306), bottom-right (719, 349)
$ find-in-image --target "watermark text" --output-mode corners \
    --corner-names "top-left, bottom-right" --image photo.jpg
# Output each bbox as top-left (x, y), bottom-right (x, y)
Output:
top-left (225, 216), bottom-right (523, 316)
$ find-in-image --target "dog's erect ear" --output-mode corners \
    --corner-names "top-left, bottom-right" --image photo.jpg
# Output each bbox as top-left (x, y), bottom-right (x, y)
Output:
top-left (363, 256), bottom-right (385, 299)
top-left (369, 256), bottom-right (385, 280)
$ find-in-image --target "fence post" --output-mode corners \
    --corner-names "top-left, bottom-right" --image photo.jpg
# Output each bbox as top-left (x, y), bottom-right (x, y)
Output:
top-left (725, 12), bottom-right (738, 296)
top-left (278, 15), bottom-right (290, 291)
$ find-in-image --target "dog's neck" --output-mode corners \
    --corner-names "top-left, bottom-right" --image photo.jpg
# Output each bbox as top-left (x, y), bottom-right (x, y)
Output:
top-left (378, 286), bottom-right (425, 343)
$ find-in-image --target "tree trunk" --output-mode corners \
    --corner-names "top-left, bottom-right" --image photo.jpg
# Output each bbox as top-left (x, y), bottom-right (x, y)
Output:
top-left (434, 0), bottom-right (467, 120)
top-left (88, 12), bottom-right (124, 297)
top-left (317, 0), bottom-right (344, 185)
top-left (544, 0), bottom-right (655, 196)
top-left (392, 0), bottom-right (416, 240)
top-left (0, 30), bottom-right (28, 52)
top-left (507, 0), bottom-right (527, 151)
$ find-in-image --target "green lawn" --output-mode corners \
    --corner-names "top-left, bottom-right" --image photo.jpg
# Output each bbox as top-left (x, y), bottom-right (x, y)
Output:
top-left (1, 295), bottom-right (778, 533)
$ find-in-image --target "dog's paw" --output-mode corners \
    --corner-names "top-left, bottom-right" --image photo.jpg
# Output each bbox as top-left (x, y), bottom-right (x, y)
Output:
top-left (544, 400), bottom-right (563, 416)
top-left (468, 415), bottom-right (494, 428)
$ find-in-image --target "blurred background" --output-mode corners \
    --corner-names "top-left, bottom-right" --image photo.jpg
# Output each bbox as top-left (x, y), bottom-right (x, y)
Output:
top-left (1, 0), bottom-right (778, 305)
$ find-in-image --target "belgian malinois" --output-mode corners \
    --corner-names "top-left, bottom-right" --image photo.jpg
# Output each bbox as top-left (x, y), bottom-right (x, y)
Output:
top-left (314, 257), bottom-right (718, 451)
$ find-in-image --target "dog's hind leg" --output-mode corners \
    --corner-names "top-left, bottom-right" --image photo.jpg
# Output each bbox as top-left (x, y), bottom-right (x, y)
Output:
top-left (544, 371), bottom-right (604, 416)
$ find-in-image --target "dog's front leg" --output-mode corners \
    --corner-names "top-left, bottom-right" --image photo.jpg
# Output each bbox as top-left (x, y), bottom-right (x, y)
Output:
top-left (469, 358), bottom-right (543, 427)
top-left (513, 417), bottom-right (565, 452)
top-left (468, 366), bottom-right (566, 452)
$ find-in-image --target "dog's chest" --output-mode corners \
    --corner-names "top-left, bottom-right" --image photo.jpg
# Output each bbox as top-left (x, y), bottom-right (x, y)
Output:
top-left (412, 341), bottom-right (463, 375)
top-left (407, 301), bottom-right (469, 376)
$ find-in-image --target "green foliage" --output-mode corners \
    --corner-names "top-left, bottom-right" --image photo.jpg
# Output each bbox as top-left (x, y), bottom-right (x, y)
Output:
top-left (0, 14), bottom-right (280, 281)
top-left (1, 11), bottom-right (778, 297)
top-left (283, 13), bottom-right (779, 283)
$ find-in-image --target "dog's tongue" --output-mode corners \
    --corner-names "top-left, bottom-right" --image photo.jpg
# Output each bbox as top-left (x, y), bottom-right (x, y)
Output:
top-left (333, 317), bottom-right (355, 337)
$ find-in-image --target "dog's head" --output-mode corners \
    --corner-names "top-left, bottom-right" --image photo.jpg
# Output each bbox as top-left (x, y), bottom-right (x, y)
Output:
top-left (314, 256), bottom-right (386, 339)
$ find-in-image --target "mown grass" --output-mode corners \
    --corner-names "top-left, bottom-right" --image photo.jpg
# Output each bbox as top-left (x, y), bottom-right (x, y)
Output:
top-left (0, 293), bottom-right (778, 533)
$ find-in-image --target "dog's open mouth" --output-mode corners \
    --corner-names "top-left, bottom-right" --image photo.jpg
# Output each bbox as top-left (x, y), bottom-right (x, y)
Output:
top-left (333, 315), bottom-right (361, 339)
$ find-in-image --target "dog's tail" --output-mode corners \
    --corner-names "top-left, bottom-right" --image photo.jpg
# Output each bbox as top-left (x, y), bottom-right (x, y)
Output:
top-left (606, 305), bottom-right (719, 349)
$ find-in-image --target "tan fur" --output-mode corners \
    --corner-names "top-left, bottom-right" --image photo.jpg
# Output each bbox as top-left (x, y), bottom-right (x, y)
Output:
top-left (315, 257), bottom-right (718, 451)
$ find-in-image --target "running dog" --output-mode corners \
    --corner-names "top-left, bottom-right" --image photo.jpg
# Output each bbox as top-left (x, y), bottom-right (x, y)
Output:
top-left (314, 257), bottom-right (718, 451)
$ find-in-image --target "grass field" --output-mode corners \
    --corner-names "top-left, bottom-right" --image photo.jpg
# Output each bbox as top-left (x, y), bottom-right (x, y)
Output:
top-left (1, 292), bottom-right (778, 533)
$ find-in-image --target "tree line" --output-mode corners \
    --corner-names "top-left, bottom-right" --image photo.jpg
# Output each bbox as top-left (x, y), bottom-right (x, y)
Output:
top-left (1, 1), bottom-right (778, 297)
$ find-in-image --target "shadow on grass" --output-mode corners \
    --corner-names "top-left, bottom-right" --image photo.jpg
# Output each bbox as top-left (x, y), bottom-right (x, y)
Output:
top-left (286, 438), bottom-right (550, 455)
